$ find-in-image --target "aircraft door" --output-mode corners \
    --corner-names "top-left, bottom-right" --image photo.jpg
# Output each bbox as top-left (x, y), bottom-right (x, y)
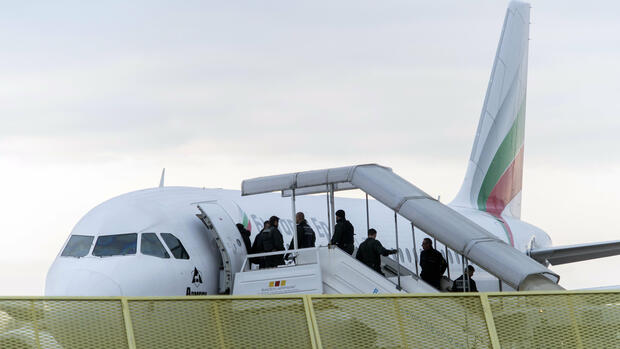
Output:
top-left (196, 202), bottom-right (246, 294)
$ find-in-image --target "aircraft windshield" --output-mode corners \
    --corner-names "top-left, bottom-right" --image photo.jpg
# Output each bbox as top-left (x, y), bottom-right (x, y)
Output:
top-left (141, 233), bottom-right (170, 258)
top-left (61, 235), bottom-right (94, 257)
top-left (93, 233), bottom-right (137, 257)
top-left (160, 233), bottom-right (190, 259)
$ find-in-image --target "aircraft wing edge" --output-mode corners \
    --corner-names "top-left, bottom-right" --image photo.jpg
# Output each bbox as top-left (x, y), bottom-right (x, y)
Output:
top-left (529, 240), bottom-right (620, 265)
top-left (575, 285), bottom-right (620, 291)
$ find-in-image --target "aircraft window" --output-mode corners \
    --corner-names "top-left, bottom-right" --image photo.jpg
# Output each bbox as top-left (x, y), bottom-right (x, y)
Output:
top-left (398, 248), bottom-right (404, 263)
top-left (61, 235), bottom-right (94, 257)
top-left (405, 248), bottom-right (412, 263)
top-left (93, 233), bottom-right (137, 257)
top-left (141, 233), bottom-right (170, 259)
top-left (161, 233), bottom-right (190, 259)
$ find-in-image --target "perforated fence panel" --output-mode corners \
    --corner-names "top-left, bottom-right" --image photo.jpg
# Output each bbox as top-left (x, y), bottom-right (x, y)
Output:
top-left (311, 295), bottom-right (491, 349)
top-left (488, 292), bottom-right (620, 349)
top-left (128, 297), bottom-right (314, 349)
top-left (0, 291), bottom-right (618, 349)
top-left (0, 299), bottom-right (128, 349)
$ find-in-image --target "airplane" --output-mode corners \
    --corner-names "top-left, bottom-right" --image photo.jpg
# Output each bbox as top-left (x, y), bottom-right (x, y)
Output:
top-left (45, 1), bottom-right (620, 297)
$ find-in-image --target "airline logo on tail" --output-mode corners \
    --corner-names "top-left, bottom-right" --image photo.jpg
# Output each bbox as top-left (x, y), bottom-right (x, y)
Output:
top-left (477, 100), bottom-right (526, 217)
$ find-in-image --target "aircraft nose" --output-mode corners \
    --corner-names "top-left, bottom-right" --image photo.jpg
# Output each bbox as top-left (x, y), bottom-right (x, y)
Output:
top-left (46, 269), bottom-right (122, 296)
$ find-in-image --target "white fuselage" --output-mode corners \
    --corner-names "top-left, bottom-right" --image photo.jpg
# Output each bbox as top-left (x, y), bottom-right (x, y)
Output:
top-left (45, 186), bottom-right (552, 296)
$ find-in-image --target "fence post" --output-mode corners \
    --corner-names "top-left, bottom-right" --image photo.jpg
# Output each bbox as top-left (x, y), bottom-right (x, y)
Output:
top-left (567, 294), bottom-right (584, 349)
top-left (479, 294), bottom-right (501, 349)
top-left (211, 301), bottom-right (227, 349)
top-left (30, 300), bottom-right (40, 349)
top-left (121, 298), bottom-right (137, 349)
top-left (392, 298), bottom-right (407, 347)
top-left (303, 295), bottom-right (322, 349)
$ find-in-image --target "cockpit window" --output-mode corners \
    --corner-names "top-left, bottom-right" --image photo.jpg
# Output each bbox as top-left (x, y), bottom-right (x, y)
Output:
top-left (141, 233), bottom-right (170, 259)
top-left (61, 235), bottom-right (94, 257)
top-left (160, 233), bottom-right (190, 259)
top-left (93, 233), bottom-right (137, 257)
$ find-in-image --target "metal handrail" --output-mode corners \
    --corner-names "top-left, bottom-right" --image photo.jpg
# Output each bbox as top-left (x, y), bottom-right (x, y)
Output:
top-left (239, 247), bottom-right (321, 271)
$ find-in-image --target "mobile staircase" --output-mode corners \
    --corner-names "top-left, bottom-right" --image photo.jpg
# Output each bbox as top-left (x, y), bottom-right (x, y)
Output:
top-left (233, 245), bottom-right (437, 295)
top-left (231, 164), bottom-right (562, 295)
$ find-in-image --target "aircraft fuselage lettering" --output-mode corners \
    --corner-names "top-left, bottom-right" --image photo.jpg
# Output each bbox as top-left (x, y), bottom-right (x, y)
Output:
top-left (309, 217), bottom-right (327, 238)
top-left (248, 212), bottom-right (330, 238)
top-left (278, 219), bottom-right (292, 236)
top-left (250, 214), bottom-right (265, 232)
top-left (186, 287), bottom-right (208, 296)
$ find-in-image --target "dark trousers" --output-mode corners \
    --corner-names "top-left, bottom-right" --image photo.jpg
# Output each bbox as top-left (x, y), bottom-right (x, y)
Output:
top-left (421, 273), bottom-right (441, 290)
top-left (340, 243), bottom-right (354, 255)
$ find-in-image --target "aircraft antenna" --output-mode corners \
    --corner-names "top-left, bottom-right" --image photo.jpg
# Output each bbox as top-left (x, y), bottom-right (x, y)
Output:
top-left (159, 168), bottom-right (166, 188)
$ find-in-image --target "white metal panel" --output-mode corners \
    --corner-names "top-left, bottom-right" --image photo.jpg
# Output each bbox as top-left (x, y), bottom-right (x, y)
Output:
top-left (351, 165), bottom-right (432, 210)
top-left (197, 202), bottom-right (247, 292)
top-left (242, 173), bottom-right (297, 196)
top-left (398, 199), bottom-right (491, 251)
top-left (318, 247), bottom-right (408, 294)
top-left (242, 164), bottom-right (390, 196)
top-left (295, 166), bottom-right (349, 187)
top-left (233, 264), bottom-right (323, 295)
top-left (326, 166), bottom-right (355, 183)
top-left (281, 182), bottom-right (357, 197)
top-left (390, 276), bottom-right (437, 294)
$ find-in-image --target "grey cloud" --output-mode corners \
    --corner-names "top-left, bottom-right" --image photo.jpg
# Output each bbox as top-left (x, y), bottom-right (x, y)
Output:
top-left (1, 0), bottom-right (619, 167)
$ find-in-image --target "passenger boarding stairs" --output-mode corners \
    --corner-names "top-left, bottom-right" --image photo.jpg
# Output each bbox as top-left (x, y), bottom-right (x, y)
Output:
top-left (232, 246), bottom-right (437, 295)
top-left (199, 164), bottom-right (562, 296)
top-left (238, 164), bottom-right (562, 292)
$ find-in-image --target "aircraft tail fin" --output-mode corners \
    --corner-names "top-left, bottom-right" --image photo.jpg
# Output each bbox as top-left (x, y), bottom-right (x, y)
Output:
top-left (451, 1), bottom-right (530, 220)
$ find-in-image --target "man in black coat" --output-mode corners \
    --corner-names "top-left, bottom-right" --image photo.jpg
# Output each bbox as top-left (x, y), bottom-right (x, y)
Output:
top-left (330, 209), bottom-right (355, 255)
top-left (419, 237), bottom-right (447, 290)
top-left (451, 265), bottom-right (478, 292)
top-left (236, 223), bottom-right (252, 253)
top-left (249, 221), bottom-right (270, 268)
top-left (288, 212), bottom-right (316, 250)
top-left (356, 229), bottom-right (397, 276)
top-left (251, 216), bottom-right (285, 268)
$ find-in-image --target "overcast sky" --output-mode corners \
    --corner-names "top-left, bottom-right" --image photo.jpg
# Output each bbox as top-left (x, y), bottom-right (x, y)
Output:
top-left (1, 0), bottom-right (619, 294)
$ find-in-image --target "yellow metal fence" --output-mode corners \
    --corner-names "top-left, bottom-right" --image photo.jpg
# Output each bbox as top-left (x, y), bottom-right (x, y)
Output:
top-left (0, 291), bottom-right (618, 348)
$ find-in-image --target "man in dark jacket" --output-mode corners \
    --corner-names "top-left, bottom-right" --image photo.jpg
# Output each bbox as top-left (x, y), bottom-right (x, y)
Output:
top-left (288, 212), bottom-right (316, 250)
top-left (451, 265), bottom-right (478, 292)
top-left (251, 216), bottom-right (285, 268)
top-left (356, 229), bottom-right (397, 276)
top-left (420, 237), bottom-right (447, 289)
top-left (236, 223), bottom-right (252, 253)
top-left (249, 221), bottom-right (270, 268)
top-left (262, 220), bottom-right (270, 232)
top-left (330, 209), bottom-right (355, 254)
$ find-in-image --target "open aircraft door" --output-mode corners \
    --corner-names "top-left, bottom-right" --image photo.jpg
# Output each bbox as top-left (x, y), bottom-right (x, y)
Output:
top-left (196, 202), bottom-right (246, 294)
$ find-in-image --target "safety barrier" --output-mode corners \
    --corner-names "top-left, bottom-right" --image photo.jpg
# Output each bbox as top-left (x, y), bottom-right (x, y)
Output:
top-left (0, 290), bottom-right (618, 348)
